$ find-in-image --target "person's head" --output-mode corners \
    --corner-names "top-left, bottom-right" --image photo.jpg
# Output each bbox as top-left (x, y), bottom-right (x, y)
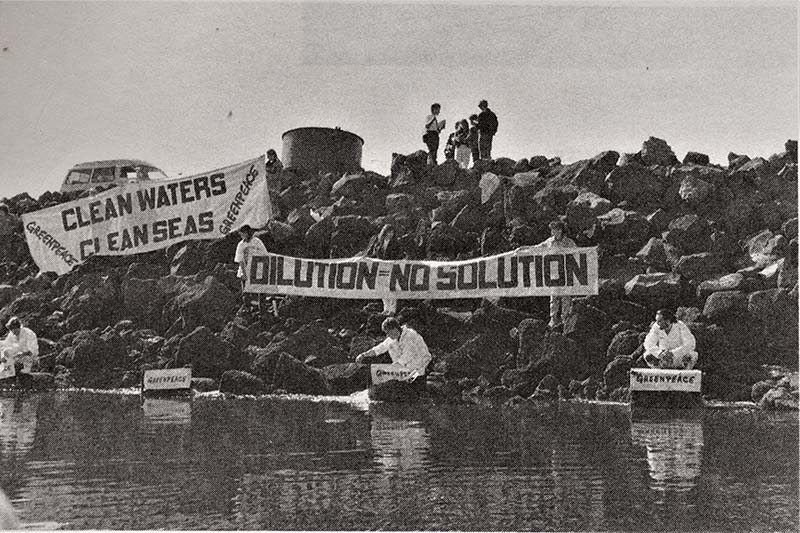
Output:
top-left (6, 317), bottom-right (20, 335)
top-left (655, 309), bottom-right (675, 331)
top-left (548, 220), bottom-right (566, 239)
top-left (458, 119), bottom-right (469, 131)
top-left (478, 99), bottom-right (488, 110)
top-left (469, 114), bottom-right (478, 125)
top-left (381, 317), bottom-right (402, 340)
top-left (431, 103), bottom-right (441, 115)
top-left (266, 149), bottom-right (277, 161)
top-left (238, 224), bottom-right (254, 240)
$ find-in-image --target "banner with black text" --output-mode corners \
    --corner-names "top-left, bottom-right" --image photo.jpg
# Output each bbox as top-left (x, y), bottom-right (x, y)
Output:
top-left (245, 247), bottom-right (598, 299)
top-left (22, 156), bottom-right (270, 275)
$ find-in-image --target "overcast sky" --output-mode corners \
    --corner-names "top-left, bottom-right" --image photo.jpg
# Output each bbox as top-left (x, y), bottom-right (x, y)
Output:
top-left (0, 1), bottom-right (797, 198)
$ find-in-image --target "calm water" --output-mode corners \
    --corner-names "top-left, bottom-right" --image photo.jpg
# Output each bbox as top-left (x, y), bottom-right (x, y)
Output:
top-left (0, 391), bottom-right (797, 531)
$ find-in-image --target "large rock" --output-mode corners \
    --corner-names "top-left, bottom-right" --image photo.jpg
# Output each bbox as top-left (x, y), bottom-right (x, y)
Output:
top-left (605, 163), bottom-right (666, 206)
top-left (624, 273), bottom-right (684, 307)
top-left (635, 238), bottom-right (678, 271)
top-left (664, 214), bottom-right (711, 254)
top-left (678, 175), bottom-right (715, 206)
top-left (516, 318), bottom-right (547, 368)
top-left (702, 291), bottom-right (749, 323)
top-left (322, 363), bottom-right (370, 395)
top-left (696, 273), bottom-right (747, 301)
top-left (272, 352), bottom-right (330, 395)
top-left (595, 209), bottom-right (651, 254)
top-left (121, 277), bottom-right (170, 329)
top-left (0, 285), bottom-right (22, 309)
top-left (163, 277), bottom-right (239, 332)
top-left (565, 192), bottom-right (612, 233)
top-left (331, 172), bottom-right (370, 197)
top-left (744, 230), bottom-right (786, 269)
top-left (683, 152), bottom-right (710, 166)
top-left (175, 326), bottom-right (235, 378)
top-left (170, 243), bottom-right (203, 276)
top-left (640, 136), bottom-right (678, 166)
top-left (603, 355), bottom-right (633, 391)
top-left (606, 330), bottom-right (641, 359)
top-left (672, 253), bottom-right (724, 281)
top-left (219, 370), bottom-right (267, 396)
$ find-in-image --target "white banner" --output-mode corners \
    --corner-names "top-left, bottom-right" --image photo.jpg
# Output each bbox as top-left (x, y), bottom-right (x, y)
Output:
top-left (22, 156), bottom-right (271, 275)
top-left (629, 369), bottom-right (702, 393)
top-left (143, 368), bottom-right (192, 392)
top-left (370, 364), bottom-right (413, 385)
top-left (246, 246), bottom-right (598, 299)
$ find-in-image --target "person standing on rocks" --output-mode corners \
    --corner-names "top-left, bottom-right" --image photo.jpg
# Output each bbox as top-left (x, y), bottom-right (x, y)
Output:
top-left (264, 148), bottom-right (283, 216)
top-left (0, 317), bottom-right (39, 385)
top-left (643, 309), bottom-right (698, 370)
top-left (423, 103), bottom-right (446, 166)
top-left (454, 119), bottom-right (471, 169)
top-left (467, 114), bottom-right (480, 165)
top-left (477, 99), bottom-right (498, 160)
top-left (535, 220), bottom-right (577, 331)
top-left (356, 317), bottom-right (432, 382)
top-left (235, 225), bottom-right (269, 316)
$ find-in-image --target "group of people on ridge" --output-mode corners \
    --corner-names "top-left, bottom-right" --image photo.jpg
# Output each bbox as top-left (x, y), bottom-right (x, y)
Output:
top-left (424, 100), bottom-right (498, 168)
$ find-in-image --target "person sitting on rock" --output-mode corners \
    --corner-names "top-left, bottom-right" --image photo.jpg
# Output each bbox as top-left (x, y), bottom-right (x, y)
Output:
top-left (0, 317), bottom-right (39, 384)
top-left (534, 220), bottom-right (577, 331)
top-left (355, 317), bottom-right (432, 382)
top-left (643, 309), bottom-right (698, 370)
top-left (235, 224), bottom-right (269, 316)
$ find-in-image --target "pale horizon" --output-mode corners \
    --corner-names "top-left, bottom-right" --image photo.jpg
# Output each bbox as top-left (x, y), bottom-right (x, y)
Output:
top-left (0, 0), bottom-right (797, 199)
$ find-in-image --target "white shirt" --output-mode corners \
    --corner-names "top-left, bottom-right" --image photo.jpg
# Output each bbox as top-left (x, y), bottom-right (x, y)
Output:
top-left (535, 235), bottom-right (577, 248)
top-left (2, 327), bottom-right (39, 372)
top-left (644, 320), bottom-right (697, 358)
top-left (374, 326), bottom-right (432, 376)
top-left (234, 236), bottom-right (268, 279)
top-left (425, 114), bottom-right (446, 133)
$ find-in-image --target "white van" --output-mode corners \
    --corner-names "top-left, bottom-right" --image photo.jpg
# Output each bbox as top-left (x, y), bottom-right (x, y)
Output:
top-left (59, 159), bottom-right (169, 194)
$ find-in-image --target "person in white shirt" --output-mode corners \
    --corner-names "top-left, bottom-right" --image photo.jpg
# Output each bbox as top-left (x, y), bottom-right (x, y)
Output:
top-left (356, 317), bottom-right (432, 382)
top-left (423, 103), bottom-right (446, 166)
top-left (643, 309), bottom-right (698, 370)
top-left (234, 224), bottom-right (271, 316)
top-left (0, 317), bottom-right (39, 380)
top-left (535, 220), bottom-right (578, 330)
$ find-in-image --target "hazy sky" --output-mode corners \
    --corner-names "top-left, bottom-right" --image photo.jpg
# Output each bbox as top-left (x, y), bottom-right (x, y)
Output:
top-left (0, 1), bottom-right (797, 198)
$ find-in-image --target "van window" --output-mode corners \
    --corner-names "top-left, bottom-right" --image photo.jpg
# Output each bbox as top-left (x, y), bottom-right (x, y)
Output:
top-left (121, 166), bottom-right (167, 182)
top-left (91, 167), bottom-right (116, 183)
top-left (65, 169), bottom-right (92, 185)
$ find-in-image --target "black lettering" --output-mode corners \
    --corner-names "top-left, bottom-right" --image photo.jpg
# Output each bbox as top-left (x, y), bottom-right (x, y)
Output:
top-left (117, 193), bottom-right (133, 216)
top-left (179, 180), bottom-right (194, 204)
top-left (356, 261), bottom-right (378, 290)
top-left (328, 262), bottom-right (337, 288)
top-left (193, 176), bottom-right (211, 200)
top-left (107, 232), bottom-right (119, 252)
top-left (520, 255), bottom-right (535, 287)
top-left (410, 264), bottom-right (430, 291)
top-left (136, 187), bottom-right (157, 211)
top-left (153, 220), bottom-right (169, 243)
top-left (79, 239), bottom-right (96, 260)
top-left (436, 265), bottom-right (456, 290)
top-left (314, 262), bottom-right (327, 288)
top-left (210, 173), bottom-right (226, 195)
top-left (167, 182), bottom-right (180, 205)
top-left (104, 197), bottom-right (118, 220)
top-left (251, 256), bottom-right (269, 283)
top-left (457, 263), bottom-right (478, 290)
top-left (167, 217), bottom-right (181, 239)
top-left (565, 252), bottom-right (588, 286)
top-left (268, 255), bottom-right (277, 285)
top-left (156, 186), bottom-right (171, 208)
top-left (119, 228), bottom-right (134, 251)
top-left (61, 208), bottom-right (77, 231)
top-left (336, 262), bottom-right (357, 290)
top-left (390, 264), bottom-right (410, 291)
top-left (294, 259), bottom-right (313, 288)
top-left (183, 215), bottom-right (198, 236)
top-left (544, 255), bottom-right (565, 287)
top-left (89, 201), bottom-right (103, 224)
top-left (133, 224), bottom-right (148, 246)
top-left (199, 211), bottom-right (213, 233)
top-left (497, 256), bottom-right (518, 288)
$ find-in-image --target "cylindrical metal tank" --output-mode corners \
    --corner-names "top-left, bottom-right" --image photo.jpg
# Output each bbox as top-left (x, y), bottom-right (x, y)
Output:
top-left (281, 127), bottom-right (364, 175)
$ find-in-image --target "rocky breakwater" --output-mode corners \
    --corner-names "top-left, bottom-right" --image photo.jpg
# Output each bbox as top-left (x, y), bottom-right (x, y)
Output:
top-left (0, 137), bottom-right (797, 409)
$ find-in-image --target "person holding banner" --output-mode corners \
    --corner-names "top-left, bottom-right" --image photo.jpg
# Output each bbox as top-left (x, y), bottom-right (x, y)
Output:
top-left (0, 317), bottom-right (39, 384)
top-left (356, 317), bottom-right (432, 384)
top-left (235, 225), bottom-right (270, 316)
top-left (535, 220), bottom-right (577, 331)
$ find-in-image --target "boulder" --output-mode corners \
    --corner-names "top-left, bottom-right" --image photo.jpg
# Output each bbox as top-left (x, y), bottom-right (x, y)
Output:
top-left (664, 214), bottom-right (711, 254)
top-left (744, 230), bottom-right (786, 269)
top-left (529, 374), bottom-right (559, 399)
top-left (321, 363), bottom-right (370, 395)
top-left (758, 387), bottom-right (799, 410)
top-left (163, 277), bottom-right (239, 332)
top-left (0, 285), bottom-right (22, 309)
top-left (516, 318), bottom-right (547, 368)
top-left (272, 352), bottom-right (330, 395)
top-left (672, 253), bottom-right (724, 281)
top-left (603, 355), bottom-right (633, 391)
top-left (702, 291), bottom-right (749, 323)
top-left (683, 152), bottom-right (710, 166)
top-left (595, 209), bottom-right (651, 254)
top-left (191, 377), bottom-right (217, 392)
top-left (219, 370), bottom-right (267, 396)
top-left (430, 159), bottom-right (461, 186)
top-left (331, 172), bottom-right (369, 197)
top-left (170, 243), bottom-right (203, 276)
top-left (305, 217), bottom-right (334, 257)
top-left (121, 277), bottom-right (170, 329)
top-left (175, 326), bottom-right (235, 378)
top-left (605, 163), bottom-right (666, 206)
top-left (781, 217), bottom-right (798, 241)
top-left (385, 193), bottom-right (413, 215)
top-left (286, 208), bottom-right (316, 236)
top-left (636, 238), bottom-right (677, 271)
top-left (220, 321), bottom-right (258, 353)
top-left (565, 192), bottom-right (612, 233)
top-left (428, 223), bottom-right (473, 257)
top-left (624, 273), bottom-right (684, 307)
top-left (606, 330), bottom-right (641, 359)
top-left (679, 176), bottom-right (715, 206)
top-left (696, 273), bottom-right (747, 301)
top-left (640, 136), bottom-right (678, 166)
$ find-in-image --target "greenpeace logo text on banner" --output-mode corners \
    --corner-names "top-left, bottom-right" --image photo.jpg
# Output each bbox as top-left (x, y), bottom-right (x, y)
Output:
top-left (25, 221), bottom-right (80, 267)
top-left (220, 164), bottom-right (259, 234)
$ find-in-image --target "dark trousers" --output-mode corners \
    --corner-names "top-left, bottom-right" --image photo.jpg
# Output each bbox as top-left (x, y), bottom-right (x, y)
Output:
top-left (478, 131), bottom-right (494, 160)
top-left (424, 132), bottom-right (440, 166)
top-left (241, 280), bottom-right (266, 313)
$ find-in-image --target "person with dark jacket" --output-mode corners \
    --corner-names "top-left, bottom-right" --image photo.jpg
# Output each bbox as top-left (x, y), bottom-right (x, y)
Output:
top-left (477, 100), bottom-right (498, 160)
top-left (467, 114), bottom-right (480, 165)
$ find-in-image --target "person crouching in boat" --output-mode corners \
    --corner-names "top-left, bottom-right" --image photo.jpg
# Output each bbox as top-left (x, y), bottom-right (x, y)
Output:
top-left (356, 317), bottom-right (432, 385)
top-left (643, 309), bottom-right (698, 370)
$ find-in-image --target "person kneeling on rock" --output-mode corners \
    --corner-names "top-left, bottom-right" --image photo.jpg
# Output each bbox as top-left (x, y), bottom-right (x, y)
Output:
top-left (0, 316), bottom-right (39, 387)
top-left (643, 309), bottom-right (698, 370)
top-left (355, 317), bottom-right (432, 384)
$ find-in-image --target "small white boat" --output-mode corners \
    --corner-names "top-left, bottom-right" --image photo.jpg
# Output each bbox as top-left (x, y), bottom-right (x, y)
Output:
top-left (629, 368), bottom-right (704, 409)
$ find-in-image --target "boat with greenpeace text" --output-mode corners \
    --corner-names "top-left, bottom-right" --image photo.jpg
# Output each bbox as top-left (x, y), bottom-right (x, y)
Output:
top-left (629, 368), bottom-right (704, 409)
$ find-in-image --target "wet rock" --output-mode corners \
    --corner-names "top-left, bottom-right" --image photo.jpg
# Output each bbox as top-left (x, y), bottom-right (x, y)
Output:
top-left (640, 136), bottom-right (678, 166)
top-left (758, 387), bottom-right (799, 410)
top-left (322, 363), bottom-right (370, 395)
top-left (272, 352), bottom-right (330, 395)
top-left (219, 370), bottom-right (267, 396)
top-left (191, 377), bottom-right (217, 392)
top-left (175, 326), bottom-right (235, 378)
top-left (529, 374), bottom-right (559, 400)
top-left (751, 380), bottom-right (775, 403)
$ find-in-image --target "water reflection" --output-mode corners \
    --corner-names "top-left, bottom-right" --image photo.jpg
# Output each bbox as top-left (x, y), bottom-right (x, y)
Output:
top-left (369, 403), bottom-right (430, 472)
top-left (631, 416), bottom-right (704, 493)
top-left (141, 397), bottom-right (192, 426)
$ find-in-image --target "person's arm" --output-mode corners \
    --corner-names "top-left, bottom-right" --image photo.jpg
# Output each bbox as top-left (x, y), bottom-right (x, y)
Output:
top-left (356, 337), bottom-right (392, 363)
top-left (671, 323), bottom-right (696, 358)
top-left (643, 324), bottom-right (660, 356)
top-left (425, 115), bottom-right (436, 129)
top-left (25, 330), bottom-right (38, 358)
